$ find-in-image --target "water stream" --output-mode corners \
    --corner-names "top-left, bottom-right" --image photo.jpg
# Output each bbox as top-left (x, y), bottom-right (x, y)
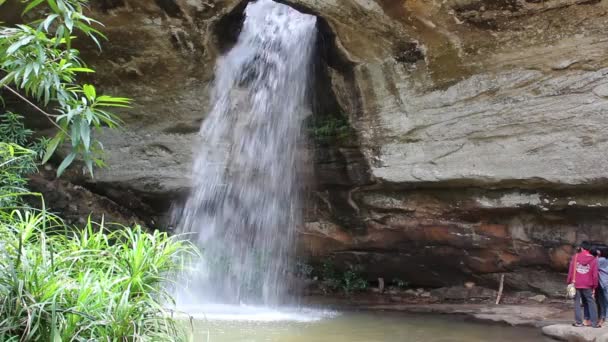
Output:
top-left (174, 0), bottom-right (317, 307)
top-left (170, 1), bottom-right (551, 340)
top-left (187, 311), bottom-right (549, 342)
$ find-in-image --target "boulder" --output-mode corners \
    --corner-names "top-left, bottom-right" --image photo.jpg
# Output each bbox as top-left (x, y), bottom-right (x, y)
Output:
top-left (542, 324), bottom-right (608, 342)
top-left (529, 295), bottom-right (547, 303)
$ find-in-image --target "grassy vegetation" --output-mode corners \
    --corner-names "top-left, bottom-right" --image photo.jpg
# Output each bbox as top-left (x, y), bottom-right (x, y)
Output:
top-left (0, 141), bottom-right (198, 341)
top-left (0, 1), bottom-right (201, 340)
top-left (0, 197), bottom-right (197, 340)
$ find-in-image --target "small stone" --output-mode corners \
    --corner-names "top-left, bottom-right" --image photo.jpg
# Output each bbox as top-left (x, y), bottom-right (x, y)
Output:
top-left (404, 289), bottom-right (418, 296)
top-left (464, 281), bottom-right (475, 289)
top-left (568, 201), bottom-right (577, 206)
top-left (529, 294), bottom-right (547, 303)
top-left (420, 291), bottom-right (431, 298)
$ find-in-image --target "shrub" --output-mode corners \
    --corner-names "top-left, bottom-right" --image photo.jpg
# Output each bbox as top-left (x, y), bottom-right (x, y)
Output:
top-left (0, 206), bottom-right (198, 341)
top-left (319, 261), bottom-right (368, 295)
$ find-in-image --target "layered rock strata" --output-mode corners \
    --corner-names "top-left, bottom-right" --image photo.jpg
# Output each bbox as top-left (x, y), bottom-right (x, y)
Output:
top-left (4, 0), bottom-right (608, 294)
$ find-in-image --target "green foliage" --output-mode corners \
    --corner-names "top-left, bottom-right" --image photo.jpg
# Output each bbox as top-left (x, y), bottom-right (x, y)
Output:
top-left (391, 278), bottom-right (409, 289)
top-left (0, 112), bottom-right (32, 146)
top-left (0, 112), bottom-right (47, 207)
top-left (306, 115), bottom-right (351, 142)
top-left (294, 260), bottom-right (314, 279)
top-left (0, 111), bottom-right (48, 160)
top-left (30, 135), bottom-right (50, 160)
top-left (0, 142), bottom-right (36, 206)
top-left (319, 261), bottom-right (368, 295)
top-left (0, 207), bottom-right (198, 341)
top-left (0, 0), bottom-right (130, 177)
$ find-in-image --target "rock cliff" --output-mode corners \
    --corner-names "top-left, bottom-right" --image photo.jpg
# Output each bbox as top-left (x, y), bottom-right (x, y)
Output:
top-left (7, 0), bottom-right (608, 295)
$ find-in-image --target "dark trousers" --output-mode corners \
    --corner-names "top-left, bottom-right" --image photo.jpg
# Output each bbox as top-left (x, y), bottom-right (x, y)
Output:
top-left (596, 286), bottom-right (606, 320)
top-left (575, 288), bottom-right (598, 326)
top-left (600, 286), bottom-right (608, 320)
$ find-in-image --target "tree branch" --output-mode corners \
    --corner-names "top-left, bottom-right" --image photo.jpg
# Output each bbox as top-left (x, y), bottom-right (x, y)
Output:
top-left (1, 84), bottom-right (67, 134)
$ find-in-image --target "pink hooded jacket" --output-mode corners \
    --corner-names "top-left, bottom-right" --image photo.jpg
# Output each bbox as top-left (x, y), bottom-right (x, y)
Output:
top-left (567, 249), bottom-right (599, 289)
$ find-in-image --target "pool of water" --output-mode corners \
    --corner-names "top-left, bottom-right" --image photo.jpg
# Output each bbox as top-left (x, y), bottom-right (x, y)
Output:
top-left (184, 306), bottom-right (548, 342)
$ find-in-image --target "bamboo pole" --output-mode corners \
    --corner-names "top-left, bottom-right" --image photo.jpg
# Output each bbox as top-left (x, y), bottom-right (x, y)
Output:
top-left (495, 273), bottom-right (505, 305)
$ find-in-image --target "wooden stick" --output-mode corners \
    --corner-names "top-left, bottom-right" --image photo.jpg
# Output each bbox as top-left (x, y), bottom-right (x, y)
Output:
top-left (2, 84), bottom-right (67, 134)
top-left (495, 273), bottom-right (505, 305)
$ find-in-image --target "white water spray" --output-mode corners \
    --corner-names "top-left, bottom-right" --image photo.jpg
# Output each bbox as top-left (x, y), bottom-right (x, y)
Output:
top-left (174, 0), bottom-right (317, 308)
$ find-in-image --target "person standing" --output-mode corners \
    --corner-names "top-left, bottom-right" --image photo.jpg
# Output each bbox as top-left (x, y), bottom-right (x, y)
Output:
top-left (597, 247), bottom-right (608, 326)
top-left (567, 241), bottom-right (600, 328)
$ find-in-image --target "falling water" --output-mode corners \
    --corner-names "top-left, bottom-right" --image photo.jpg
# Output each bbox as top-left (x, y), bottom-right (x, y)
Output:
top-left (174, 0), bottom-right (317, 307)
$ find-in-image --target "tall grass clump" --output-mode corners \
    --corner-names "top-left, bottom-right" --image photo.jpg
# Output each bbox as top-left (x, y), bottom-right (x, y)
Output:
top-left (0, 205), bottom-right (198, 341)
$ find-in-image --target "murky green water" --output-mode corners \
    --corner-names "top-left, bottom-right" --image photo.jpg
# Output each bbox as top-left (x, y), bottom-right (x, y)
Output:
top-left (188, 310), bottom-right (547, 342)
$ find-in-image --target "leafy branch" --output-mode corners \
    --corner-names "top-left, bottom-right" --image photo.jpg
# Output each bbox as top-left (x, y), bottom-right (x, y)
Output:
top-left (0, 0), bottom-right (130, 177)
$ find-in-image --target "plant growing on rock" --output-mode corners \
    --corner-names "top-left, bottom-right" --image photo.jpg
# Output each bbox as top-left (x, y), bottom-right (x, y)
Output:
top-left (0, 0), bottom-right (129, 176)
top-left (319, 261), bottom-right (368, 295)
top-left (391, 278), bottom-right (409, 289)
top-left (306, 115), bottom-right (351, 142)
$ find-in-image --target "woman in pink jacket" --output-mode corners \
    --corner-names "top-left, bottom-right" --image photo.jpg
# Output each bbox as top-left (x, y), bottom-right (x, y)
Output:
top-left (568, 241), bottom-right (600, 328)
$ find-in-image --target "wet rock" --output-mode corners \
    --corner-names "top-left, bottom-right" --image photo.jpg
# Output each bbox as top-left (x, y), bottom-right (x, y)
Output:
top-left (404, 289), bottom-right (418, 296)
top-left (430, 286), bottom-right (497, 301)
top-left (542, 324), bottom-right (608, 341)
top-left (529, 295), bottom-right (547, 303)
top-left (27, 169), bottom-right (144, 227)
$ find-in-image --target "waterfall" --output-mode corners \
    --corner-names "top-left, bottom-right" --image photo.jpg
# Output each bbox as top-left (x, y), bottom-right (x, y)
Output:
top-left (174, 0), bottom-right (317, 307)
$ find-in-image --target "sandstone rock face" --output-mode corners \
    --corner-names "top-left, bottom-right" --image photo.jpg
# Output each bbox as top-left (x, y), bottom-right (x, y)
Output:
top-left (9, 0), bottom-right (608, 293)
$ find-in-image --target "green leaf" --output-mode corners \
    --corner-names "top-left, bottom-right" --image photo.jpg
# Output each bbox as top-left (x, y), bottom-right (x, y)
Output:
top-left (96, 96), bottom-right (131, 102)
top-left (41, 14), bottom-right (60, 32)
top-left (80, 122), bottom-right (90, 150)
top-left (22, 0), bottom-right (45, 15)
top-left (0, 0), bottom-right (6, 6)
top-left (67, 67), bottom-right (94, 73)
top-left (84, 157), bottom-right (94, 176)
top-left (83, 84), bottom-right (96, 100)
top-left (65, 14), bottom-right (74, 32)
top-left (47, 0), bottom-right (60, 13)
top-left (56, 152), bottom-right (75, 177)
top-left (70, 119), bottom-right (81, 146)
top-left (42, 134), bottom-right (63, 164)
top-left (7, 36), bottom-right (34, 55)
